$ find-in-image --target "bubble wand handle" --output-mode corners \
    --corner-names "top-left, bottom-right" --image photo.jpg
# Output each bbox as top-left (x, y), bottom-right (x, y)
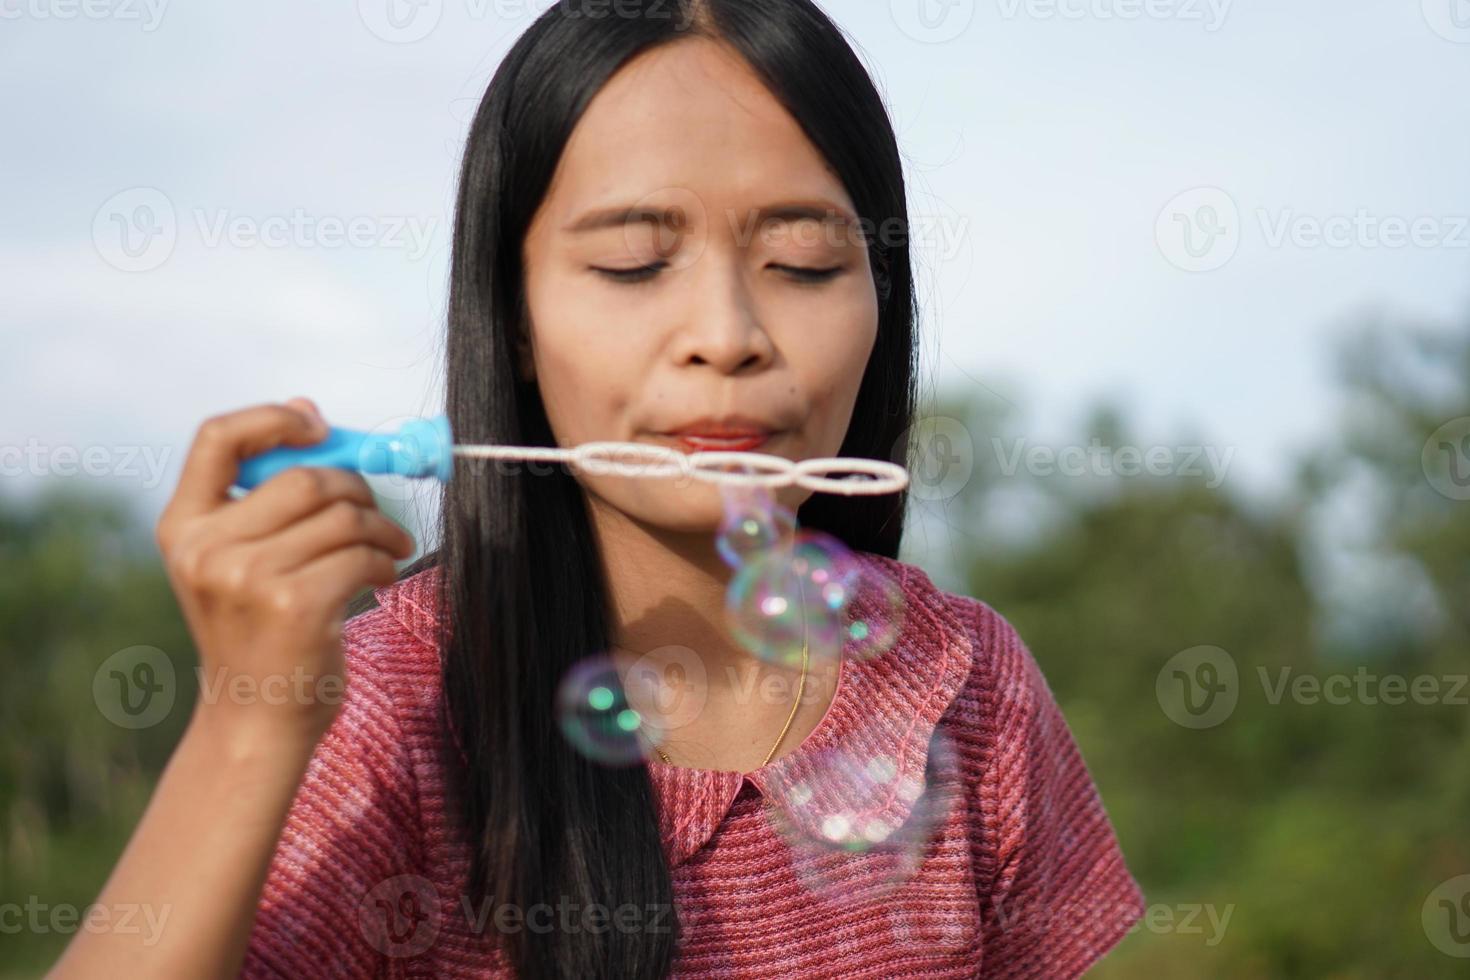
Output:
top-left (232, 416), bottom-right (454, 490)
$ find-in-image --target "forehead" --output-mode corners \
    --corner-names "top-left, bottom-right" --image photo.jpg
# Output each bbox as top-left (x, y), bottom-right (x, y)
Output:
top-left (537, 38), bottom-right (854, 230)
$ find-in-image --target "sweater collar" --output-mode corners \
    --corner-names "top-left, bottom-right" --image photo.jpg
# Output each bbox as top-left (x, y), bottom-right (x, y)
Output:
top-left (374, 551), bottom-right (974, 869)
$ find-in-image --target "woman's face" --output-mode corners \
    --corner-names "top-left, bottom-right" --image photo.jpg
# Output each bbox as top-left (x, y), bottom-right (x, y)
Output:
top-left (521, 38), bottom-right (880, 533)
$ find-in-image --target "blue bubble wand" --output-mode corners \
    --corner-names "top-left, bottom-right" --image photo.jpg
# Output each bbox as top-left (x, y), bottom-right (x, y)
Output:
top-left (233, 414), bottom-right (908, 496)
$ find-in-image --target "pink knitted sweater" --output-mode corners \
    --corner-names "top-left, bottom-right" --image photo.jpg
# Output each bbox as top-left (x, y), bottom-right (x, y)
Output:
top-left (240, 553), bottom-right (1143, 978)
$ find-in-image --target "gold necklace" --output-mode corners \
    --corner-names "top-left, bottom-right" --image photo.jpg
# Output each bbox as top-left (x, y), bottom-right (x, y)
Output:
top-left (651, 573), bottom-right (811, 769)
top-left (651, 634), bottom-right (808, 768)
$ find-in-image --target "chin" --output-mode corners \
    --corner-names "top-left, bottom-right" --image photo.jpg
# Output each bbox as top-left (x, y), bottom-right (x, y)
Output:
top-left (580, 466), bottom-right (815, 536)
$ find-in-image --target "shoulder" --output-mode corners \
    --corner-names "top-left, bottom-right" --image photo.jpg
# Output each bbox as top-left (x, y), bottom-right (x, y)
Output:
top-left (859, 553), bottom-right (1049, 742)
top-left (935, 582), bottom-right (1081, 791)
top-left (877, 563), bottom-right (1146, 975)
top-left (338, 564), bottom-right (444, 725)
top-left (944, 590), bottom-right (1055, 724)
top-left (869, 555), bottom-right (1100, 820)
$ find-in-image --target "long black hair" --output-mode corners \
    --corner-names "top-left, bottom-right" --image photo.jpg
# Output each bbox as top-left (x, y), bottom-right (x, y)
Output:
top-left (355, 1), bottom-right (920, 975)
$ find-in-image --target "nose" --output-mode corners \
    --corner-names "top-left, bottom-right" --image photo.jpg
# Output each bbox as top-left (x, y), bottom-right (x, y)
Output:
top-left (669, 258), bottom-right (776, 375)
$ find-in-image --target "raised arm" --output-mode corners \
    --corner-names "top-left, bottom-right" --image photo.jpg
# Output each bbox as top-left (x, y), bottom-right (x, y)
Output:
top-left (46, 399), bottom-right (414, 979)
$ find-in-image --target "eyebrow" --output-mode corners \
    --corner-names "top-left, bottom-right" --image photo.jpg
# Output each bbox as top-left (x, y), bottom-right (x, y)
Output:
top-left (563, 200), bottom-right (858, 234)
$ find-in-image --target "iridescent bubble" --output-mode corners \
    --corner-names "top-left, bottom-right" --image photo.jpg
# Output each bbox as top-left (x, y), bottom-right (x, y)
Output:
top-left (787, 529), bottom-right (862, 614)
top-left (726, 535), bottom-right (847, 668)
top-left (763, 729), bottom-right (962, 904)
top-left (715, 482), bottom-right (797, 569)
top-left (840, 559), bottom-right (906, 662)
top-left (555, 655), bottom-right (659, 766)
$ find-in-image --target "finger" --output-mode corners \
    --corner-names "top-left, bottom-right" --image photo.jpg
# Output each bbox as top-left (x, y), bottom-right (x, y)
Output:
top-left (241, 501), bottom-right (414, 577)
top-left (210, 466), bottom-right (379, 544)
top-left (169, 403), bottom-right (329, 520)
top-left (285, 544), bottom-right (402, 615)
top-left (285, 396), bottom-right (323, 423)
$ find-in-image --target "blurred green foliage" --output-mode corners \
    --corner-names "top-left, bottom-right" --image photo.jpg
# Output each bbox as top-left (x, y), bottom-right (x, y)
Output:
top-left (927, 317), bottom-right (1470, 978)
top-left (2, 320), bottom-right (1467, 977)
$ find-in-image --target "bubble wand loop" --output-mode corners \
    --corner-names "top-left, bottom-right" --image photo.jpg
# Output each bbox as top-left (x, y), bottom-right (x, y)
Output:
top-left (232, 414), bottom-right (909, 496)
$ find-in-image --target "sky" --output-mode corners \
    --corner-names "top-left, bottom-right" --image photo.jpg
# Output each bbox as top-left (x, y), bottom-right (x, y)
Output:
top-left (3, 0), bottom-right (1468, 566)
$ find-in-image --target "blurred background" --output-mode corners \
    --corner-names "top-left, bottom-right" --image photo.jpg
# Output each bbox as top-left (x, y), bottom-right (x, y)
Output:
top-left (3, 1), bottom-right (1468, 976)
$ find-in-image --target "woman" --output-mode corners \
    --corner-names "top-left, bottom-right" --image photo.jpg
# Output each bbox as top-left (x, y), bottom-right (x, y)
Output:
top-left (49, 1), bottom-right (1143, 977)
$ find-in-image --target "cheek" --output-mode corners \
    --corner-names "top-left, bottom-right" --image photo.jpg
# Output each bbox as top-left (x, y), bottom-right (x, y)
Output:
top-left (524, 270), bottom-right (647, 445)
top-left (782, 287), bottom-right (878, 440)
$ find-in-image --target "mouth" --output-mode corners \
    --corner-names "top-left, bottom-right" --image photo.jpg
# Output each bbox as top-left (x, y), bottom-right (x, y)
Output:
top-left (654, 431), bottom-right (779, 454)
top-left (651, 419), bottom-right (783, 455)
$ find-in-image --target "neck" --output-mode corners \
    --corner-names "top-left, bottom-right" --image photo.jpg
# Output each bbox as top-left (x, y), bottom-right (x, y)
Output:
top-left (586, 493), bottom-right (768, 690)
top-left (585, 493), bottom-right (844, 771)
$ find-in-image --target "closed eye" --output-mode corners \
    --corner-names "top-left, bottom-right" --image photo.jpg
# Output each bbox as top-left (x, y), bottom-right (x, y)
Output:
top-left (591, 262), bottom-right (845, 285)
top-left (593, 261), bottom-right (668, 284)
top-left (774, 263), bottom-right (844, 284)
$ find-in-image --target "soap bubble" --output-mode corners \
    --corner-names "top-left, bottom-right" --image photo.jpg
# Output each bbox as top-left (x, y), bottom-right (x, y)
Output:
top-left (840, 558), bottom-right (906, 662)
top-left (782, 529), bottom-right (907, 663)
top-left (555, 654), bottom-right (659, 766)
top-left (715, 482), bottom-right (797, 568)
top-left (725, 526), bottom-right (908, 667)
top-left (763, 729), bottom-right (962, 903)
top-left (790, 529), bottom-right (866, 611)
top-left (725, 531), bottom-right (855, 668)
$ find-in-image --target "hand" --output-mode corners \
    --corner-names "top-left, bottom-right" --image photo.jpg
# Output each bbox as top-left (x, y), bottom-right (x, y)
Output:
top-left (155, 398), bottom-right (415, 748)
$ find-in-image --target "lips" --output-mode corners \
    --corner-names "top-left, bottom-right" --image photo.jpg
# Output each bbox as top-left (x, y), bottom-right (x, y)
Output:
top-left (669, 433), bottom-right (772, 453)
top-left (656, 417), bottom-right (780, 454)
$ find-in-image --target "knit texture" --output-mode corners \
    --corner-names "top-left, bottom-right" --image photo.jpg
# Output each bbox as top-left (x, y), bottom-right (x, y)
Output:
top-left (240, 553), bottom-right (1143, 978)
